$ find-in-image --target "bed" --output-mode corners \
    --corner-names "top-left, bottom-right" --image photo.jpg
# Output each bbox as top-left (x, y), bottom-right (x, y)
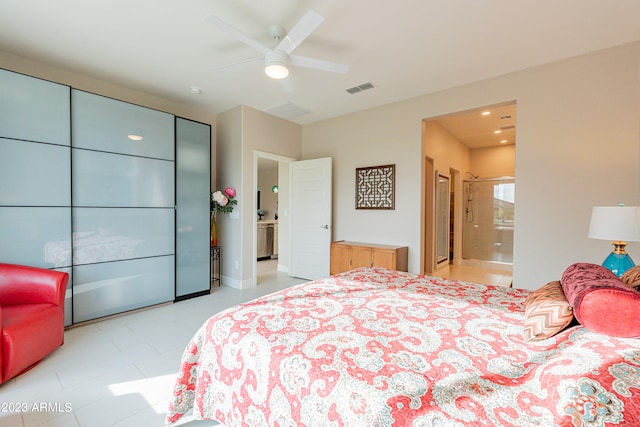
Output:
top-left (166, 267), bottom-right (640, 426)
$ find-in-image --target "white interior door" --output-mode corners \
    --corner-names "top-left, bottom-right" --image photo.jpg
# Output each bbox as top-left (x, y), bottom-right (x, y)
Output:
top-left (289, 157), bottom-right (332, 280)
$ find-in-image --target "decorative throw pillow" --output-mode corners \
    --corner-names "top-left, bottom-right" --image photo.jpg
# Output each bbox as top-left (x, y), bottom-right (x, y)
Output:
top-left (620, 265), bottom-right (640, 291)
top-left (523, 280), bottom-right (574, 341)
top-left (561, 262), bottom-right (640, 337)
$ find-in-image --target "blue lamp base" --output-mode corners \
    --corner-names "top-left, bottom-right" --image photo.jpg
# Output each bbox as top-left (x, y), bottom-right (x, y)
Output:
top-left (602, 252), bottom-right (635, 277)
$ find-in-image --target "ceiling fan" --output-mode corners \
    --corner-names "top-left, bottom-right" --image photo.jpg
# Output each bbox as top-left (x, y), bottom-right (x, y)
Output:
top-left (205, 10), bottom-right (349, 88)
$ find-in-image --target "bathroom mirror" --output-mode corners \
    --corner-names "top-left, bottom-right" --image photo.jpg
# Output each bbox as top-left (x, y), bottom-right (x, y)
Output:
top-left (435, 171), bottom-right (450, 267)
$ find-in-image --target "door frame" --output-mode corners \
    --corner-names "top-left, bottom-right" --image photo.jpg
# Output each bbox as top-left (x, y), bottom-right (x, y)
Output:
top-left (253, 151), bottom-right (296, 286)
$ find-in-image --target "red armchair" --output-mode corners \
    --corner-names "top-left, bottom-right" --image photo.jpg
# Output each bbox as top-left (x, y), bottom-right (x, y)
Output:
top-left (0, 263), bottom-right (68, 384)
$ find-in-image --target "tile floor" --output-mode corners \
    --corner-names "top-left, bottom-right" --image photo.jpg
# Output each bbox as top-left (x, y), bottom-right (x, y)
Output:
top-left (0, 260), bottom-right (510, 426)
top-left (433, 263), bottom-right (513, 287)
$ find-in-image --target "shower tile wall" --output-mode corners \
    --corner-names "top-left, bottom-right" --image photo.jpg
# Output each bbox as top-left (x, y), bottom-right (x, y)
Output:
top-left (462, 179), bottom-right (514, 263)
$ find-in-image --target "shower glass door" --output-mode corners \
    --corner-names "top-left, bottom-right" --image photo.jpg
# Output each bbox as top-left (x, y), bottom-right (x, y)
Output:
top-left (462, 178), bottom-right (514, 263)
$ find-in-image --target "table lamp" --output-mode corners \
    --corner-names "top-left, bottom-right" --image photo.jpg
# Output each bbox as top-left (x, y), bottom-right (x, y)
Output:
top-left (588, 205), bottom-right (640, 276)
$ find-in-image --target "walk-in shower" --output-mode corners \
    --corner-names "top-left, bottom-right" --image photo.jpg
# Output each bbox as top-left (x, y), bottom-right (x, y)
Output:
top-left (462, 176), bottom-right (514, 266)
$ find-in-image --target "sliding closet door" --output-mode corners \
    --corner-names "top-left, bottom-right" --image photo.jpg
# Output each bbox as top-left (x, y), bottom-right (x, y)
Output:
top-left (71, 90), bottom-right (175, 322)
top-left (0, 69), bottom-right (73, 326)
top-left (175, 117), bottom-right (211, 298)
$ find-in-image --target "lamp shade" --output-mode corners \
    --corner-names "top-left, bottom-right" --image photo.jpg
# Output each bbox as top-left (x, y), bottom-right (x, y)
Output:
top-left (588, 206), bottom-right (640, 242)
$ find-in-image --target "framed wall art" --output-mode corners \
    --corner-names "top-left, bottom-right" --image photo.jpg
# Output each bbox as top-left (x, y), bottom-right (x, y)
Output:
top-left (355, 164), bottom-right (395, 209)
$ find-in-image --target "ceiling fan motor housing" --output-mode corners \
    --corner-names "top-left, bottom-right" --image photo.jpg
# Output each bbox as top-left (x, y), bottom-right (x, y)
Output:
top-left (264, 49), bottom-right (290, 79)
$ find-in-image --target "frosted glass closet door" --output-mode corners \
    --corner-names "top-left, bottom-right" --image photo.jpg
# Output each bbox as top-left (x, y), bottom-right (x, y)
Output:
top-left (175, 117), bottom-right (211, 298)
top-left (0, 68), bottom-right (70, 145)
top-left (0, 69), bottom-right (72, 325)
top-left (72, 89), bottom-right (174, 159)
top-left (0, 139), bottom-right (71, 267)
top-left (71, 90), bottom-right (175, 322)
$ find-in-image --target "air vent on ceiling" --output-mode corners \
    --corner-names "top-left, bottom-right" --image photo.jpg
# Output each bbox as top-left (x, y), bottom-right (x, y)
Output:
top-left (264, 102), bottom-right (311, 120)
top-left (500, 125), bottom-right (516, 130)
top-left (346, 82), bottom-right (375, 94)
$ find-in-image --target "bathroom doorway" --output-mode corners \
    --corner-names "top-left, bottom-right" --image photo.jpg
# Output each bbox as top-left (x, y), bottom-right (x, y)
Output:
top-left (423, 102), bottom-right (516, 272)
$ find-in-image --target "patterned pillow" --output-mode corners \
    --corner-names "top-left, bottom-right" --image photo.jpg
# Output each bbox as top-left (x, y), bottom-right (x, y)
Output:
top-left (561, 262), bottom-right (640, 337)
top-left (523, 280), bottom-right (574, 341)
top-left (620, 265), bottom-right (640, 291)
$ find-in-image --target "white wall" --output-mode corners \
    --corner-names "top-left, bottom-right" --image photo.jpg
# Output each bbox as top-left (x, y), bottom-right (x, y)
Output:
top-left (302, 42), bottom-right (640, 290)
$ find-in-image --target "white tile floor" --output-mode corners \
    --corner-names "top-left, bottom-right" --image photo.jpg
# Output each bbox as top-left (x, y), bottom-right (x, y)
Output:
top-left (0, 260), bottom-right (509, 426)
top-left (0, 259), bottom-right (304, 427)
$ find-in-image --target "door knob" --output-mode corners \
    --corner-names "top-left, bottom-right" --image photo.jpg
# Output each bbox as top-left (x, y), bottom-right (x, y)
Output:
top-left (321, 225), bottom-right (329, 229)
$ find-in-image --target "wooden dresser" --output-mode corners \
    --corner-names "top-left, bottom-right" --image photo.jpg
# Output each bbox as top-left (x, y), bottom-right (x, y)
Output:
top-left (330, 241), bottom-right (408, 275)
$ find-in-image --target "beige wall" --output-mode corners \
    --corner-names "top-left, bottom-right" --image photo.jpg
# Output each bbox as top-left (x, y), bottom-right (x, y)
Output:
top-left (217, 106), bottom-right (301, 288)
top-left (302, 103), bottom-right (422, 273)
top-left (303, 42), bottom-right (640, 290)
top-left (6, 42), bottom-right (640, 291)
top-left (470, 144), bottom-right (516, 178)
top-left (0, 51), bottom-right (215, 131)
top-left (215, 107), bottom-right (244, 287)
top-left (422, 121), bottom-right (472, 272)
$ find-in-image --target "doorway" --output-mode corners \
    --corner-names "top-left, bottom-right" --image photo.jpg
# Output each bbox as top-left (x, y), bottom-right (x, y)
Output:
top-left (254, 151), bottom-right (295, 286)
top-left (257, 157), bottom-right (278, 282)
top-left (422, 102), bottom-right (516, 273)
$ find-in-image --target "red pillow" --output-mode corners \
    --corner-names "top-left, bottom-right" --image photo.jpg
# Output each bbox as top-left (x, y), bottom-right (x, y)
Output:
top-left (561, 262), bottom-right (640, 337)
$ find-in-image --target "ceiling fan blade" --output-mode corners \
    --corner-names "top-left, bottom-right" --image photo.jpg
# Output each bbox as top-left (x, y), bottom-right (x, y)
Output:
top-left (290, 55), bottom-right (349, 74)
top-left (280, 76), bottom-right (294, 93)
top-left (277, 10), bottom-right (324, 54)
top-left (213, 56), bottom-right (263, 72)
top-left (205, 15), bottom-right (270, 55)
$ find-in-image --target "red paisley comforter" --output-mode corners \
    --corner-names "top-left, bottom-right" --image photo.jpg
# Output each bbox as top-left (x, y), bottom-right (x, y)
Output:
top-left (166, 268), bottom-right (640, 426)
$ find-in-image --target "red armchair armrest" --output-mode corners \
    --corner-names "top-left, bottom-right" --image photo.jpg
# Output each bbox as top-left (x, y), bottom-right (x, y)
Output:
top-left (0, 263), bottom-right (68, 308)
top-left (0, 263), bottom-right (69, 383)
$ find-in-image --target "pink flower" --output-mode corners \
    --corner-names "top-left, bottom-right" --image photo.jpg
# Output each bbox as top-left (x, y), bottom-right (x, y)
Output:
top-left (224, 187), bottom-right (236, 198)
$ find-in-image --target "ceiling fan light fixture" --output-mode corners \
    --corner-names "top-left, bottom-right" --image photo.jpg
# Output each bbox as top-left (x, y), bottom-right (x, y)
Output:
top-left (265, 50), bottom-right (290, 79)
top-left (265, 63), bottom-right (289, 79)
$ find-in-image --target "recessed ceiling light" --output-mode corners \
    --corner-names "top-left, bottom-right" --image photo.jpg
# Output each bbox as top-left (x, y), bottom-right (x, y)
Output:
top-left (494, 130), bottom-right (502, 134)
top-left (481, 111), bottom-right (491, 116)
top-left (189, 86), bottom-right (202, 95)
top-left (500, 140), bottom-right (508, 144)
top-left (127, 134), bottom-right (143, 141)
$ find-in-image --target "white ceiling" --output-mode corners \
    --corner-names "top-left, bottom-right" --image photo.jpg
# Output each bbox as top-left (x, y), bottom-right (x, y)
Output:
top-left (1, 0), bottom-right (640, 130)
